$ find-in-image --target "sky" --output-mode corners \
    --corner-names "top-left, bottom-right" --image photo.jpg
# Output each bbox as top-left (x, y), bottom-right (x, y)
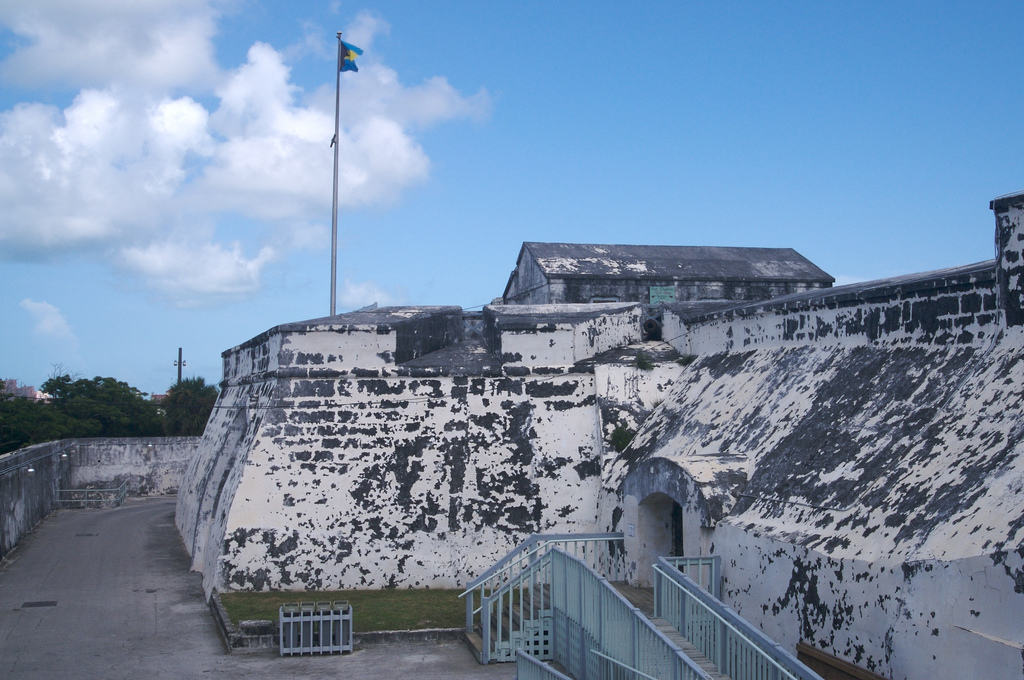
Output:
top-left (1, 0), bottom-right (1022, 396)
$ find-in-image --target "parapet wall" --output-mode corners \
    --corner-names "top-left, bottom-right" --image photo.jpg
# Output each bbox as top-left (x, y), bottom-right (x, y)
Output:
top-left (665, 260), bottom-right (999, 355)
top-left (0, 441), bottom-right (72, 561)
top-left (484, 303), bottom-right (641, 368)
top-left (223, 307), bottom-right (464, 383)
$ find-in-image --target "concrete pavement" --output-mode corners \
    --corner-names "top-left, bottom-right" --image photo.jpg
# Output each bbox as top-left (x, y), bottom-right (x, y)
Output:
top-left (0, 497), bottom-right (516, 679)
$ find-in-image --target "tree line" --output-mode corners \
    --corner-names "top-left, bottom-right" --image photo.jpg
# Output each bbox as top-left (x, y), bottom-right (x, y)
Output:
top-left (0, 373), bottom-right (218, 456)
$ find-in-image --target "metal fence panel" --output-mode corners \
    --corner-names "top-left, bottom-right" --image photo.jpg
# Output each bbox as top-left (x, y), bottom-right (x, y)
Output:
top-left (58, 482), bottom-right (128, 508)
top-left (279, 601), bottom-right (352, 656)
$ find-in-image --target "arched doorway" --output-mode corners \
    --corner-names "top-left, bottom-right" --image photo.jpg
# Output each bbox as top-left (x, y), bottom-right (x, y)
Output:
top-left (620, 457), bottom-right (706, 586)
top-left (632, 492), bottom-right (684, 586)
top-left (637, 492), bottom-right (685, 559)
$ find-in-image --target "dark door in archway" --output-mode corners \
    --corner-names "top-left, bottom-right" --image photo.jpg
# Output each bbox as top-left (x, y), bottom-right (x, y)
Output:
top-left (671, 501), bottom-right (683, 556)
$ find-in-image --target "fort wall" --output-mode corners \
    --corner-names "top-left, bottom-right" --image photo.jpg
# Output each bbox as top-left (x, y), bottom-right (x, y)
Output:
top-left (175, 192), bottom-right (1024, 678)
top-left (615, 193), bottom-right (1024, 679)
top-left (663, 261), bottom-right (999, 355)
top-left (176, 305), bottom-right (677, 597)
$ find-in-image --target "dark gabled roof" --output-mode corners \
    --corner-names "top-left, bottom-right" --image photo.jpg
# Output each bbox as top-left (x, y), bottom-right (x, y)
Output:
top-left (519, 242), bottom-right (834, 283)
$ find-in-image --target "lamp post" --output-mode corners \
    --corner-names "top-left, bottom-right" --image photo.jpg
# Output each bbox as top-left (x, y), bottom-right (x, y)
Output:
top-left (174, 347), bottom-right (186, 385)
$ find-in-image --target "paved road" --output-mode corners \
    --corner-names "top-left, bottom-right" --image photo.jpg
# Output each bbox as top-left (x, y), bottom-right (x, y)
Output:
top-left (0, 497), bottom-right (516, 679)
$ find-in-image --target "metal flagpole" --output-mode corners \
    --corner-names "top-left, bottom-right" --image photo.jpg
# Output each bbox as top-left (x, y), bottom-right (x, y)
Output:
top-left (330, 32), bottom-right (343, 316)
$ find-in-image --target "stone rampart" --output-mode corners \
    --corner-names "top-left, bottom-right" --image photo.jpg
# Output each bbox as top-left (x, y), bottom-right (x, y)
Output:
top-left (179, 369), bottom-right (607, 596)
top-left (610, 194), bottom-right (1024, 679)
top-left (175, 305), bottom-right (679, 597)
top-left (663, 260), bottom-right (999, 355)
top-left (174, 192), bottom-right (1024, 679)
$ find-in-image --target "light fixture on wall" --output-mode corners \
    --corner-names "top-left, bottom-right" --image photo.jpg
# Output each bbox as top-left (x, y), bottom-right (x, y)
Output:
top-left (26, 467), bottom-right (35, 474)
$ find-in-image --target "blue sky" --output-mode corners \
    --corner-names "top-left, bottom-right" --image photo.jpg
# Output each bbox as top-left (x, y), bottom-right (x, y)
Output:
top-left (1, 0), bottom-right (1022, 396)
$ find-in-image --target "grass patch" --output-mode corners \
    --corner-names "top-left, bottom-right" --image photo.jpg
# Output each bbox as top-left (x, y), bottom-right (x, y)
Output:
top-left (676, 354), bottom-right (697, 367)
top-left (219, 589), bottom-right (465, 632)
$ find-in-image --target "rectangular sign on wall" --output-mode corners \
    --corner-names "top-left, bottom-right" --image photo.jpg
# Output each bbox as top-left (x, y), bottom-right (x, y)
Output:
top-left (649, 286), bottom-right (676, 304)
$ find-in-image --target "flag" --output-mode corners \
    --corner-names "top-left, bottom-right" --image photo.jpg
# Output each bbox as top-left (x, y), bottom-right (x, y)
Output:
top-left (340, 40), bottom-right (363, 72)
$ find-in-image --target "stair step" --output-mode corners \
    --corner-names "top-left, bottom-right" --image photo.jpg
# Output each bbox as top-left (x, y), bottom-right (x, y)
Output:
top-left (464, 631), bottom-right (485, 664)
top-left (650, 618), bottom-right (730, 680)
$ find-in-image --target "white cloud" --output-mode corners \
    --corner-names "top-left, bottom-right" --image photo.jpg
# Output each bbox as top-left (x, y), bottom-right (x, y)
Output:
top-left (20, 298), bottom-right (77, 344)
top-left (0, 0), bottom-right (220, 90)
top-left (0, 89), bottom-right (212, 255)
top-left (118, 239), bottom-right (276, 307)
top-left (0, 4), bottom-right (489, 305)
top-left (338, 278), bottom-right (405, 310)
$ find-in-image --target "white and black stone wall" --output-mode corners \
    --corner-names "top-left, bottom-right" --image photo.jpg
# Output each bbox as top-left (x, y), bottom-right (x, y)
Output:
top-left (671, 261), bottom-right (999, 356)
top-left (994, 192), bottom-right (1024, 328)
top-left (180, 371), bottom-right (606, 596)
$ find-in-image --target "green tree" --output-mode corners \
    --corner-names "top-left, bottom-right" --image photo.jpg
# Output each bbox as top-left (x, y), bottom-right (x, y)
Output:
top-left (0, 388), bottom-right (77, 454)
top-left (41, 374), bottom-right (164, 438)
top-left (163, 377), bottom-right (218, 436)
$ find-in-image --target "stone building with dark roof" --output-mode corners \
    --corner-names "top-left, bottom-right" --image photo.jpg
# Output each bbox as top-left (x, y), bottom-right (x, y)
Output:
top-left (502, 242), bottom-right (835, 306)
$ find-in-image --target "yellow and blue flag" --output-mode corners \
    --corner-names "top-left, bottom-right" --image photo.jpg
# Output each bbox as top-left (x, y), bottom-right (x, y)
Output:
top-left (340, 40), bottom-right (363, 72)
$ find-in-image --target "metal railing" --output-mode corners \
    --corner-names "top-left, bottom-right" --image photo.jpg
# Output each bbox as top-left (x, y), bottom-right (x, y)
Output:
top-left (591, 649), bottom-right (662, 680)
top-left (662, 555), bottom-right (721, 598)
top-left (654, 557), bottom-right (823, 680)
top-left (0, 441), bottom-right (75, 476)
top-left (279, 601), bottom-right (353, 656)
top-left (459, 533), bottom-right (623, 663)
top-left (515, 649), bottom-right (575, 680)
top-left (58, 482), bottom-right (128, 508)
top-left (550, 548), bottom-right (714, 680)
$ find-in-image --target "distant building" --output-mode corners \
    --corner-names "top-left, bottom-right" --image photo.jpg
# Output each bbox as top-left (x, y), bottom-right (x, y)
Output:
top-left (502, 242), bottom-right (834, 306)
top-left (2, 379), bottom-right (41, 400)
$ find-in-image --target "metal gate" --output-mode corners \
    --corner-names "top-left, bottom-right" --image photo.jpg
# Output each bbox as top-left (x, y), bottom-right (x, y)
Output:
top-left (279, 601), bottom-right (353, 656)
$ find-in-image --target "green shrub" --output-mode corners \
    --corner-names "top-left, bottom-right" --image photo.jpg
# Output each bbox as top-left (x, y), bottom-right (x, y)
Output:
top-left (610, 426), bottom-right (635, 452)
top-left (635, 352), bottom-right (654, 371)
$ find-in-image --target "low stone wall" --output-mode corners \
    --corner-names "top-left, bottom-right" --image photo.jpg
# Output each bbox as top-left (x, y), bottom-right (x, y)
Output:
top-left (0, 441), bottom-right (73, 561)
top-left (0, 437), bottom-right (199, 562)
top-left (70, 437), bottom-right (198, 495)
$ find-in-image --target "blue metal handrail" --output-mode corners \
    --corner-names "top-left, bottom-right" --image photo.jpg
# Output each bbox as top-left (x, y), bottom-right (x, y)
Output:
top-left (515, 649), bottom-right (576, 680)
top-left (662, 555), bottom-right (721, 598)
top-left (458, 532), bottom-right (623, 663)
top-left (461, 532), bottom-right (624, 593)
top-left (549, 548), bottom-right (714, 680)
top-left (654, 557), bottom-right (823, 680)
top-left (590, 649), bottom-right (660, 680)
